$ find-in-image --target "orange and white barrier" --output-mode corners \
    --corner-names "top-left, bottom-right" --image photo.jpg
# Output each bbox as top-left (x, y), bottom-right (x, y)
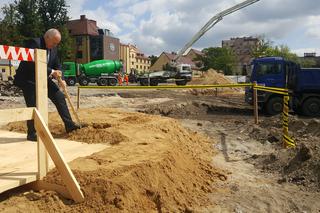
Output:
top-left (0, 45), bottom-right (34, 61)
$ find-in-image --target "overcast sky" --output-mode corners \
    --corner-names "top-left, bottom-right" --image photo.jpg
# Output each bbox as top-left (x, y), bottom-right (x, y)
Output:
top-left (1, 0), bottom-right (319, 56)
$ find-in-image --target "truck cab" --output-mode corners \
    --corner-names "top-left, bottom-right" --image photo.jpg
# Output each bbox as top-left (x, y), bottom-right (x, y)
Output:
top-left (174, 64), bottom-right (192, 85)
top-left (62, 62), bottom-right (77, 86)
top-left (246, 57), bottom-right (320, 116)
top-left (245, 57), bottom-right (293, 115)
top-left (137, 63), bottom-right (192, 86)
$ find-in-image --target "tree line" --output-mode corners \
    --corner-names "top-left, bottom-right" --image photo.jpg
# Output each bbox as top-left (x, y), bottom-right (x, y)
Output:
top-left (1, 1), bottom-right (316, 72)
top-left (157, 37), bottom-right (316, 75)
top-left (0, 0), bottom-right (72, 62)
top-left (193, 37), bottom-right (316, 75)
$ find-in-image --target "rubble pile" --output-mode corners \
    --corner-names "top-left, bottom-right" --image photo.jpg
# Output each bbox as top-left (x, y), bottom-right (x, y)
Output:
top-left (0, 80), bottom-right (22, 97)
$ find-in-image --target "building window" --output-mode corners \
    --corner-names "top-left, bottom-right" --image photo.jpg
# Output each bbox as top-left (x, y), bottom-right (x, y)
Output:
top-left (132, 54), bottom-right (134, 58)
top-left (76, 37), bottom-right (82, 46)
top-left (132, 62), bottom-right (134, 65)
top-left (136, 65), bottom-right (138, 69)
top-left (140, 65), bottom-right (142, 69)
top-left (144, 66), bottom-right (146, 69)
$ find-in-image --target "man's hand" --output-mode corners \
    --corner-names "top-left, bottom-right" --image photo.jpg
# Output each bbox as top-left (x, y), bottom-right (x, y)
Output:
top-left (50, 69), bottom-right (62, 79)
top-left (58, 79), bottom-right (67, 90)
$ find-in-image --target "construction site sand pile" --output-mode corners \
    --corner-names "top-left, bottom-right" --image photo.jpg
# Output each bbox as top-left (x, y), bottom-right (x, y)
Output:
top-left (189, 69), bottom-right (243, 95)
top-left (2, 108), bottom-right (226, 212)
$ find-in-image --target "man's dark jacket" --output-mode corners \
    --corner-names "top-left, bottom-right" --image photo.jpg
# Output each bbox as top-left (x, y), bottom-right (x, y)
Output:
top-left (14, 37), bottom-right (61, 91)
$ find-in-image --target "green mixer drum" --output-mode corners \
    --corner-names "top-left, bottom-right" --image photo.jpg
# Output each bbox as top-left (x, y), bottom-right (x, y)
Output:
top-left (82, 60), bottom-right (122, 76)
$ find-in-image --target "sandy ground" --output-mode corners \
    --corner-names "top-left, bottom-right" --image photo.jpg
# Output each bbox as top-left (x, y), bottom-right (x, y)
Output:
top-left (0, 83), bottom-right (320, 212)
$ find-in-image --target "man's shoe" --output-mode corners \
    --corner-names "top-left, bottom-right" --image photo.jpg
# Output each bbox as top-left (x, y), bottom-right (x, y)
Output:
top-left (66, 124), bottom-right (81, 133)
top-left (27, 132), bottom-right (37, 142)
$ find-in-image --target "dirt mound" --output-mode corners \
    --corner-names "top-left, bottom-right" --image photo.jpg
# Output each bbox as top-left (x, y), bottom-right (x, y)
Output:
top-left (189, 69), bottom-right (242, 95)
top-left (245, 116), bottom-right (320, 192)
top-left (142, 99), bottom-right (252, 120)
top-left (191, 69), bottom-right (234, 85)
top-left (0, 80), bottom-right (22, 97)
top-left (1, 108), bottom-right (226, 212)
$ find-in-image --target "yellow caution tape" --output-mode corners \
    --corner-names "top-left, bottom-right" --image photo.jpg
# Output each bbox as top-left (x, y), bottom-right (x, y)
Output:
top-left (78, 83), bottom-right (253, 90)
top-left (254, 87), bottom-right (288, 95)
top-left (254, 85), bottom-right (288, 92)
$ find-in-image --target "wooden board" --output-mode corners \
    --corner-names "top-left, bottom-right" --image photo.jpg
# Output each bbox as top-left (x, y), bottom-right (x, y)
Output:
top-left (35, 48), bottom-right (49, 178)
top-left (0, 130), bottom-right (109, 195)
top-left (0, 108), bottom-right (34, 123)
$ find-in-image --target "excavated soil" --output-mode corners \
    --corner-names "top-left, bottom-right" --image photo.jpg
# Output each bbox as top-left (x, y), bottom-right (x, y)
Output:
top-left (1, 108), bottom-right (226, 212)
top-left (189, 69), bottom-right (243, 96)
top-left (245, 117), bottom-right (320, 192)
top-left (1, 86), bottom-right (320, 212)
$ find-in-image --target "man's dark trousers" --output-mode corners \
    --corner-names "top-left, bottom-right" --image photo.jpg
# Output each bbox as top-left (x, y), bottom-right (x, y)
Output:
top-left (21, 82), bottom-right (74, 135)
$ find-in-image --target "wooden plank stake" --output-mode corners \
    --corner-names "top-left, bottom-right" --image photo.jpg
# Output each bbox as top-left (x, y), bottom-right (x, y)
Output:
top-left (77, 86), bottom-right (80, 110)
top-left (35, 49), bottom-right (48, 179)
top-left (0, 108), bottom-right (35, 123)
top-left (253, 81), bottom-right (258, 124)
top-left (26, 180), bottom-right (73, 200)
top-left (33, 108), bottom-right (84, 203)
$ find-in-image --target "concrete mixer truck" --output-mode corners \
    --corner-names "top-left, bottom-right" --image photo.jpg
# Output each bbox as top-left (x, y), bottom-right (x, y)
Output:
top-left (62, 60), bottom-right (123, 86)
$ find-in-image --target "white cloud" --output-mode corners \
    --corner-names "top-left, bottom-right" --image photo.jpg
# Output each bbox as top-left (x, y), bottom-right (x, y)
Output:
top-left (0, 0), bottom-right (15, 19)
top-left (292, 47), bottom-right (320, 57)
top-left (305, 15), bottom-right (320, 40)
top-left (81, 7), bottom-right (121, 34)
top-left (1, 0), bottom-right (320, 57)
top-left (66, 0), bottom-right (88, 19)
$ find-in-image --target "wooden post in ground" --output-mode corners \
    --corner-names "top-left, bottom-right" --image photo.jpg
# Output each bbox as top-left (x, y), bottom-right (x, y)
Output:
top-left (253, 81), bottom-right (258, 124)
top-left (77, 86), bottom-right (80, 110)
top-left (35, 49), bottom-right (49, 179)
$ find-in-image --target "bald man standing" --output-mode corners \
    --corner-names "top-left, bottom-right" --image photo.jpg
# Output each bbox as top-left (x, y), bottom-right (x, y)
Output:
top-left (14, 29), bottom-right (80, 141)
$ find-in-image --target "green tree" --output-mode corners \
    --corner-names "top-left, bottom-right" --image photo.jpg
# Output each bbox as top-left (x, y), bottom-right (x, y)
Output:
top-left (15, 0), bottom-right (43, 39)
top-left (38, 0), bottom-right (69, 29)
top-left (251, 37), bottom-right (274, 58)
top-left (38, 0), bottom-right (71, 62)
top-left (298, 58), bottom-right (317, 68)
top-left (195, 47), bottom-right (237, 75)
top-left (0, 3), bottom-right (23, 46)
top-left (251, 36), bottom-right (299, 62)
top-left (57, 25), bottom-right (73, 62)
top-left (162, 63), bottom-right (175, 71)
top-left (148, 55), bottom-right (158, 66)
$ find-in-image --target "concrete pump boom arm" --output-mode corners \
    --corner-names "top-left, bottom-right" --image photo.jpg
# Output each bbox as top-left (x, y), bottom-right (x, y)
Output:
top-left (174, 0), bottom-right (260, 61)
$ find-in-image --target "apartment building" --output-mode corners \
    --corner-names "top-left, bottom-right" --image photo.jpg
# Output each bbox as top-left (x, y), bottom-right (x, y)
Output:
top-left (66, 15), bottom-right (120, 63)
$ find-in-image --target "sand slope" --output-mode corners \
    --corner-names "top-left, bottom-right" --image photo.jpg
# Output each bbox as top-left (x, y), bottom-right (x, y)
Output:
top-left (1, 108), bottom-right (225, 212)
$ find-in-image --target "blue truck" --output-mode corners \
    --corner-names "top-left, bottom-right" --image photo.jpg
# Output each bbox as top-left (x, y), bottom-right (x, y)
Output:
top-left (245, 57), bottom-right (320, 116)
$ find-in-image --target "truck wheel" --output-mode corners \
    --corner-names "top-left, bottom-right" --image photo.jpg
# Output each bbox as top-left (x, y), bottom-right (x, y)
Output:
top-left (302, 97), bottom-right (320, 116)
top-left (66, 77), bottom-right (76, 86)
top-left (176, 80), bottom-right (187, 86)
top-left (108, 78), bottom-right (117, 86)
top-left (79, 77), bottom-right (89, 86)
top-left (140, 79), bottom-right (149, 86)
top-left (150, 80), bottom-right (158, 86)
top-left (265, 97), bottom-right (283, 115)
top-left (98, 78), bottom-right (107, 86)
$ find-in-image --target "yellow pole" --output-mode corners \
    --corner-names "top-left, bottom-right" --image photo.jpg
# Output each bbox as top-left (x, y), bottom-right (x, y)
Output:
top-left (77, 86), bottom-right (80, 110)
top-left (282, 95), bottom-right (295, 148)
top-left (253, 81), bottom-right (258, 124)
